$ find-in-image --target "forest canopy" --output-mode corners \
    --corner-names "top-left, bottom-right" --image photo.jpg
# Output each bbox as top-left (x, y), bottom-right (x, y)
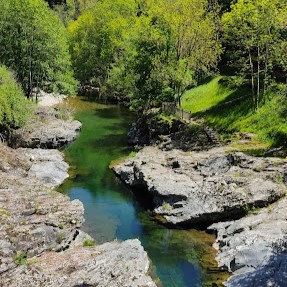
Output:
top-left (0, 0), bottom-right (78, 98)
top-left (68, 0), bottom-right (221, 109)
top-left (0, 0), bottom-right (286, 143)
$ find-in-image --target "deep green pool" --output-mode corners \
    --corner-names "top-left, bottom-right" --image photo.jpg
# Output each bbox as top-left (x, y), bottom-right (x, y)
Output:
top-left (60, 97), bottom-right (228, 287)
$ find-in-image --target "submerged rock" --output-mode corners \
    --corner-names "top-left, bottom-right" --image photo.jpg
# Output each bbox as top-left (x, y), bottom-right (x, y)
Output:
top-left (113, 146), bottom-right (286, 226)
top-left (208, 197), bottom-right (287, 287)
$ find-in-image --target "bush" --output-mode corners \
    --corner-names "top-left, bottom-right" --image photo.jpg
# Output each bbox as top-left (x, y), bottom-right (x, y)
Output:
top-left (0, 66), bottom-right (32, 130)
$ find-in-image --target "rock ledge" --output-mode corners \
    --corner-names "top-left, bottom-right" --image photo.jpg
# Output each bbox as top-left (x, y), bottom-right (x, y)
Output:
top-left (0, 144), bottom-right (155, 286)
top-left (113, 146), bottom-right (286, 227)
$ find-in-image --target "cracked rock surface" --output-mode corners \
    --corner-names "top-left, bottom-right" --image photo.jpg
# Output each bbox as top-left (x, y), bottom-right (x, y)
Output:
top-left (114, 145), bottom-right (287, 286)
top-left (113, 146), bottom-right (286, 226)
top-left (1, 239), bottom-right (156, 287)
top-left (0, 144), bottom-right (155, 287)
top-left (209, 197), bottom-right (287, 287)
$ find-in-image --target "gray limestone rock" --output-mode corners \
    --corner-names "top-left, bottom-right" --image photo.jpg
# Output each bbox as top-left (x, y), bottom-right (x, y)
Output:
top-left (113, 146), bottom-right (286, 226)
top-left (208, 197), bottom-right (287, 287)
top-left (1, 239), bottom-right (156, 287)
top-left (0, 145), bottom-right (156, 287)
top-left (19, 148), bottom-right (69, 187)
top-left (12, 119), bottom-right (82, 149)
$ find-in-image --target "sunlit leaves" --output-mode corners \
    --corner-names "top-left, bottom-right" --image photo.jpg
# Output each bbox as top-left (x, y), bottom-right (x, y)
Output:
top-left (0, 0), bottom-right (77, 97)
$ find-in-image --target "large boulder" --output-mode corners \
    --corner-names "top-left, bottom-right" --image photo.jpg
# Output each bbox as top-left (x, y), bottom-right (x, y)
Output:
top-left (208, 197), bottom-right (287, 287)
top-left (113, 146), bottom-right (286, 226)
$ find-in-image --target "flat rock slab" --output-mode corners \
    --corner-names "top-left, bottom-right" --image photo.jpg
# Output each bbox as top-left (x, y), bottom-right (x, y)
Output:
top-left (1, 239), bottom-right (156, 287)
top-left (0, 145), bottom-right (156, 287)
top-left (19, 148), bottom-right (69, 186)
top-left (113, 146), bottom-right (287, 226)
top-left (13, 119), bottom-right (82, 149)
top-left (208, 197), bottom-right (287, 287)
top-left (0, 147), bottom-right (83, 274)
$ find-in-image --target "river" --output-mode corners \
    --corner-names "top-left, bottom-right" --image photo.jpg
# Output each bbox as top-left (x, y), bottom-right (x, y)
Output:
top-left (59, 97), bottom-right (228, 287)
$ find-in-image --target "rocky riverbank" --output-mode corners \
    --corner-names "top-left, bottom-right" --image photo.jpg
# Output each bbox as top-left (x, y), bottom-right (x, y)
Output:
top-left (10, 99), bottom-right (81, 149)
top-left (0, 95), bottom-right (156, 287)
top-left (127, 108), bottom-right (220, 150)
top-left (208, 196), bottom-right (287, 286)
top-left (113, 112), bottom-right (287, 286)
top-left (113, 146), bottom-right (286, 227)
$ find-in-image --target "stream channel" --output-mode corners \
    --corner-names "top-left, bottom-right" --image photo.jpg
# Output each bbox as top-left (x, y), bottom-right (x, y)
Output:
top-left (59, 97), bottom-right (228, 287)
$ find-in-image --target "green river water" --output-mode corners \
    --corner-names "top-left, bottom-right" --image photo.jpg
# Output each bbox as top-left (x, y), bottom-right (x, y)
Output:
top-left (59, 97), bottom-right (228, 287)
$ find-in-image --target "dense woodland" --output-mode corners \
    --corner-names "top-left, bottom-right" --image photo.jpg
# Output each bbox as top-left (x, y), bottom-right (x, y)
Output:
top-left (0, 0), bottom-right (286, 146)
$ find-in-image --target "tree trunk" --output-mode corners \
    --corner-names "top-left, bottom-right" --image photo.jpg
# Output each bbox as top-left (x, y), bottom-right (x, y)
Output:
top-left (248, 46), bottom-right (256, 109)
top-left (257, 45), bottom-right (260, 110)
top-left (263, 43), bottom-right (269, 95)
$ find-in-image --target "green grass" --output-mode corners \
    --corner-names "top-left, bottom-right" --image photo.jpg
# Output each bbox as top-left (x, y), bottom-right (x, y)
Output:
top-left (181, 76), bottom-right (248, 114)
top-left (128, 151), bottom-right (137, 158)
top-left (181, 76), bottom-right (287, 148)
top-left (83, 238), bottom-right (96, 247)
top-left (14, 251), bottom-right (27, 265)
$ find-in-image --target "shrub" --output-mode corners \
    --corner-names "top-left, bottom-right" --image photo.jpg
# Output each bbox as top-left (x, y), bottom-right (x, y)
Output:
top-left (0, 66), bottom-right (32, 130)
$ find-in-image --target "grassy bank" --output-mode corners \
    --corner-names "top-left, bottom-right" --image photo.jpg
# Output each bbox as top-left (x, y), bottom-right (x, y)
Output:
top-left (181, 76), bottom-right (287, 148)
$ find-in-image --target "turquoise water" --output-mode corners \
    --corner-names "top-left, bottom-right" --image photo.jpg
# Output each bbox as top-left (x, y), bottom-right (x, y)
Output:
top-left (60, 97), bottom-right (227, 287)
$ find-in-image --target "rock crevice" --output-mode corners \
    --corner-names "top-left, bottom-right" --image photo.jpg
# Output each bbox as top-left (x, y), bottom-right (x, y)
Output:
top-left (113, 146), bottom-right (286, 227)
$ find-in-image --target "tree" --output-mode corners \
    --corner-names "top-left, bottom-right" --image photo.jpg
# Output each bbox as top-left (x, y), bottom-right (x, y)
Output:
top-left (52, 0), bottom-right (96, 26)
top-left (0, 0), bottom-right (77, 98)
top-left (222, 0), bottom-right (287, 110)
top-left (68, 0), bottom-right (221, 109)
top-left (130, 0), bottom-right (221, 107)
top-left (68, 0), bottom-right (138, 93)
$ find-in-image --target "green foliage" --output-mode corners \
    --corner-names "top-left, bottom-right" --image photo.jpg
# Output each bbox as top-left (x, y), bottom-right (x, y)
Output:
top-left (275, 173), bottom-right (284, 184)
top-left (222, 0), bottom-right (287, 109)
top-left (14, 251), bottom-right (27, 265)
top-left (52, 0), bottom-right (96, 25)
top-left (129, 0), bottom-right (221, 108)
top-left (57, 232), bottom-right (65, 243)
top-left (68, 0), bottom-right (137, 85)
top-left (0, 66), bottom-right (32, 129)
top-left (182, 76), bottom-right (287, 147)
top-left (128, 151), bottom-right (137, 158)
top-left (83, 238), bottom-right (96, 247)
top-left (0, 0), bottom-right (78, 97)
top-left (162, 201), bottom-right (172, 212)
top-left (156, 114), bottom-right (178, 129)
top-left (0, 209), bottom-right (10, 216)
top-left (68, 0), bottom-right (221, 110)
